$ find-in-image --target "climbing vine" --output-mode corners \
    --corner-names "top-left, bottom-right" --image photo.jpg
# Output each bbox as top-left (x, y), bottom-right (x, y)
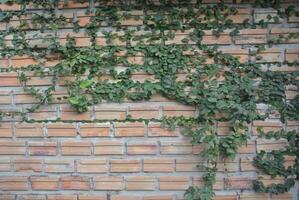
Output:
top-left (0, 0), bottom-right (298, 199)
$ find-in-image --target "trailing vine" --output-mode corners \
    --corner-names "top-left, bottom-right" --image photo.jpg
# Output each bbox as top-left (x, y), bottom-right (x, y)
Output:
top-left (0, 0), bottom-right (298, 199)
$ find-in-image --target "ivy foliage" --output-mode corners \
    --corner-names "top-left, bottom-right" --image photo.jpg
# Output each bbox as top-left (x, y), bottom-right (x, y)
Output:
top-left (0, 0), bottom-right (298, 199)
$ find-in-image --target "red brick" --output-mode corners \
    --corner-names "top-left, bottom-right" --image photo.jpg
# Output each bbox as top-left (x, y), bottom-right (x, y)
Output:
top-left (93, 176), bottom-right (123, 190)
top-left (159, 176), bottom-right (189, 190)
top-left (76, 159), bottom-right (107, 173)
top-left (125, 176), bottom-right (156, 191)
top-left (160, 141), bottom-right (193, 154)
top-left (0, 141), bottom-right (25, 155)
top-left (61, 141), bottom-right (91, 155)
top-left (47, 123), bottom-right (77, 137)
top-left (94, 106), bottom-right (126, 120)
top-left (148, 122), bottom-right (179, 137)
top-left (45, 160), bottom-right (74, 173)
top-left (13, 159), bottom-right (42, 172)
top-left (31, 176), bottom-right (59, 190)
top-left (128, 106), bottom-right (160, 119)
top-left (143, 159), bottom-right (174, 173)
top-left (127, 142), bottom-right (157, 155)
top-left (28, 142), bottom-right (57, 156)
top-left (0, 123), bottom-right (13, 137)
top-left (79, 123), bottom-right (110, 137)
top-left (110, 160), bottom-right (141, 173)
top-left (0, 177), bottom-right (28, 191)
top-left (94, 141), bottom-right (124, 155)
top-left (60, 176), bottom-right (90, 190)
top-left (114, 122), bottom-right (145, 137)
top-left (15, 123), bottom-right (43, 137)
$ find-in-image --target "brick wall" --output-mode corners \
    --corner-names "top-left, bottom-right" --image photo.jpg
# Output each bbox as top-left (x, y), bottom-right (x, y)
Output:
top-left (0, 1), bottom-right (298, 200)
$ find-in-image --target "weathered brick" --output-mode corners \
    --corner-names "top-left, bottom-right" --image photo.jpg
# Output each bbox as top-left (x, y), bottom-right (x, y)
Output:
top-left (110, 195), bottom-right (141, 200)
top-left (143, 159), bottom-right (174, 173)
top-left (253, 48), bottom-right (282, 63)
top-left (61, 141), bottom-right (91, 155)
top-left (110, 159), bottom-right (141, 173)
top-left (0, 195), bottom-right (15, 200)
top-left (125, 176), bottom-right (156, 191)
top-left (114, 122), bottom-right (145, 137)
top-left (237, 140), bottom-right (256, 154)
top-left (143, 195), bottom-right (173, 200)
top-left (15, 123), bottom-right (44, 137)
top-left (225, 176), bottom-right (254, 190)
top-left (163, 105), bottom-right (196, 117)
top-left (61, 106), bottom-right (92, 121)
top-left (128, 106), bottom-right (160, 119)
top-left (94, 141), bottom-right (124, 155)
top-left (28, 141), bottom-right (57, 156)
top-left (0, 123), bottom-right (13, 137)
top-left (257, 139), bottom-right (286, 152)
top-left (240, 194), bottom-right (268, 200)
top-left (0, 159), bottom-right (11, 172)
top-left (0, 91), bottom-right (11, 104)
top-left (58, 0), bottom-right (89, 9)
top-left (78, 195), bottom-right (107, 200)
top-left (94, 106), bottom-right (126, 120)
top-left (45, 160), bottom-right (74, 173)
top-left (176, 159), bottom-right (200, 172)
top-left (127, 142), bottom-right (157, 155)
top-left (0, 141), bottom-right (25, 155)
top-left (79, 123), bottom-right (110, 137)
top-left (159, 176), bottom-right (189, 190)
top-left (148, 122), bottom-right (179, 137)
top-left (18, 195), bottom-right (46, 200)
top-left (47, 123), bottom-right (77, 137)
top-left (27, 107), bottom-right (58, 121)
top-left (0, 3), bottom-right (21, 11)
top-left (235, 29), bottom-right (268, 44)
top-left (0, 177), bottom-right (28, 191)
top-left (285, 49), bottom-right (299, 63)
top-left (47, 195), bottom-right (77, 200)
top-left (60, 176), bottom-right (90, 190)
top-left (270, 28), bottom-right (299, 43)
top-left (252, 120), bottom-right (283, 135)
top-left (254, 8), bottom-right (282, 23)
top-left (160, 141), bottom-right (193, 155)
top-left (93, 176), bottom-right (123, 190)
top-left (13, 159), bottom-right (42, 172)
top-left (193, 176), bottom-right (223, 190)
top-left (271, 193), bottom-right (292, 200)
top-left (76, 159), bottom-right (107, 173)
top-left (30, 176), bottom-right (59, 190)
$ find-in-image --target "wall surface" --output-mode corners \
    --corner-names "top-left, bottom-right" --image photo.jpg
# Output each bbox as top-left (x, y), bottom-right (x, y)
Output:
top-left (0, 1), bottom-right (298, 200)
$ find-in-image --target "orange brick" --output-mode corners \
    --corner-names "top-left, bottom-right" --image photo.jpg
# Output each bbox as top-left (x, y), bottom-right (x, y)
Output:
top-left (163, 105), bottom-right (195, 117)
top-left (31, 176), bottom-right (59, 190)
top-left (143, 159), bottom-right (174, 173)
top-left (128, 106), bottom-right (160, 119)
top-left (10, 56), bottom-right (38, 68)
top-left (47, 123), bottom-right (77, 137)
top-left (79, 123), bottom-right (110, 137)
top-left (61, 141), bottom-right (91, 155)
top-left (143, 195), bottom-right (173, 200)
top-left (61, 106), bottom-right (91, 121)
top-left (160, 141), bottom-right (193, 154)
top-left (45, 160), bottom-right (74, 173)
top-left (48, 195), bottom-right (77, 200)
top-left (28, 142), bottom-right (57, 156)
top-left (13, 159), bottom-right (42, 172)
top-left (0, 141), bottom-right (25, 155)
top-left (114, 122), bottom-right (145, 137)
top-left (15, 123), bottom-right (43, 137)
top-left (93, 176), bottom-right (123, 191)
top-left (0, 177), bottom-right (28, 191)
top-left (148, 122), bottom-right (179, 137)
top-left (127, 142), bottom-right (157, 155)
top-left (0, 123), bottom-right (13, 137)
top-left (0, 159), bottom-right (11, 172)
top-left (225, 176), bottom-right (254, 190)
top-left (94, 106), bottom-right (126, 120)
top-left (27, 107), bottom-right (58, 121)
top-left (125, 176), bottom-right (156, 191)
top-left (60, 176), bottom-right (90, 190)
top-left (159, 176), bottom-right (189, 190)
top-left (110, 159), bottom-right (141, 173)
top-left (78, 195), bottom-right (107, 200)
top-left (176, 159), bottom-right (201, 172)
top-left (193, 176), bottom-right (223, 190)
top-left (76, 159), bottom-right (107, 173)
top-left (94, 141), bottom-right (124, 155)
